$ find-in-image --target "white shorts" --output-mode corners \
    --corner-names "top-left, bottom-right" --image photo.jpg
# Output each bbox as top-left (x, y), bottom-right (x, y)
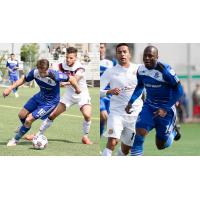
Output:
top-left (60, 92), bottom-right (91, 109)
top-left (103, 113), bottom-right (138, 146)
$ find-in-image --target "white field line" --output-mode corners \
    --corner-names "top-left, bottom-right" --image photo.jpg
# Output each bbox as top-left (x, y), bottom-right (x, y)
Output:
top-left (0, 104), bottom-right (99, 120)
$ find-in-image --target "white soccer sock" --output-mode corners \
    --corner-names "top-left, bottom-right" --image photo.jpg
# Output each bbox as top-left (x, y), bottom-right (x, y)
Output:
top-left (116, 147), bottom-right (126, 156)
top-left (102, 148), bottom-right (113, 156)
top-left (39, 118), bottom-right (53, 135)
top-left (82, 120), bottom-right (91, 135)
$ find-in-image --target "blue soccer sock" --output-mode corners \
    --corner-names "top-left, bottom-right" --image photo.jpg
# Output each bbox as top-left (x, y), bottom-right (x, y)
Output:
top-left (100, 121), bottom-right (105, 137)
top-left (164, 130), bottom-right (177, 148)
top-left (131, 134), bottom-right (145, 156)
top-left (15, 125), bottom-right (31, 141)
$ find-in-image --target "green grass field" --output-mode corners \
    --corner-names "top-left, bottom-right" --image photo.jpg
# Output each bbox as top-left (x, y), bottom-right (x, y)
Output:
top-left (100, 123), bottom-right (200, 156)
top-left (0, 87), bottom-right (100, 156)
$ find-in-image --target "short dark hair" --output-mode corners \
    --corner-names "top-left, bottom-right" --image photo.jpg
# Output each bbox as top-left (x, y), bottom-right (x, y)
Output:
top-left (10, 53), bottom-right (15, 56)
top-left (116, 43), bottom-right (130, 51)
top-left (36, 59), bottom-right (49, 69)
top-left (67, 47), bottom-right (78, 55)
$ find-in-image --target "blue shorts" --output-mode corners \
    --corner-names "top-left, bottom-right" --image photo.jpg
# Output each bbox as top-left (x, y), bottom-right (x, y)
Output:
top-left (136, 103), bottom-right (176, 142)
top-left (100, 97), bottom-right (110, 113)
top-left (9, 74), bottom-right (18, 82)
top-left (24, 94), bottom-right (58, 120)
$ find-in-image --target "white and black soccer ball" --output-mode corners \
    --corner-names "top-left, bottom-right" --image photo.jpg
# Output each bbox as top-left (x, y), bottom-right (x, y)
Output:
top-left (32, 135), bottom-right (48, 150)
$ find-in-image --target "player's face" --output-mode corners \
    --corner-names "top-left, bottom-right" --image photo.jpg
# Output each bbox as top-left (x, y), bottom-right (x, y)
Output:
top-left (100, 44), bottom-right (106, 59)
top-left (116, 46), bottom-right (131, 66)
top-left (143, 49), bottom-right (158, 69)
top-left (11, 55), bottom-right (15, 60)
top-left (66, 53), bottom-right (76, 67)
top-left (38, 66), bottom-right (48, 78)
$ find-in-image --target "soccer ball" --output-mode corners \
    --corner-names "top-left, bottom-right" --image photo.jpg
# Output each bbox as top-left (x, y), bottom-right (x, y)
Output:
top-left (32, 135), bottom-right (48, 150)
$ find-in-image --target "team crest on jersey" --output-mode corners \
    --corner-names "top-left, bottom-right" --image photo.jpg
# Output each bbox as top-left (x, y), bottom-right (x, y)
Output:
top-left (154, 72), bottom-right (160, 78)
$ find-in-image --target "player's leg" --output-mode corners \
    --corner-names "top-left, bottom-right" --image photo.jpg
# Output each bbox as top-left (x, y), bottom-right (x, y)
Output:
top-left (80, 104), bottom-right (93, 144)
top-left (7, 113), bottom-right (36, 146)
top-left (130, 104), bottom-right (154, 156)
top-left (13, 75), bottom-right (19, 97)
top-left (102, 114), bottom-right (122, 156)
top-left (155, 108), bottom-right (178, 150)
top-left (116, 117), bottom-right (137, 156)
top-left (100, 97), bottom-right (109, 137)
top-left (37, 102), bottom-right (66, 135)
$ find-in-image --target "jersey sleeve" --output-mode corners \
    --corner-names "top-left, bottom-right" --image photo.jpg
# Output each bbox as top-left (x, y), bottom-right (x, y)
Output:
top-left (25, 69), bottom-right (35, 82)
top-left (6, 61), bottom-right (9, 67)
top-left (100, 68), bottom-right (111, 97)
top-left (75, 68), bottom-right (85, 78)
top-left (161, 66), bottom-right (184, 110)
top-left (128, 71), bottom-right (144, 104)
top-left (58, 71), bottom-right (69, 82)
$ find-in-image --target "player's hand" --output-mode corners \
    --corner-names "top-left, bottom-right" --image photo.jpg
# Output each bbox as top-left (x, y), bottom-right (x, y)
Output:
top-left (3, 88), bottom-right (12, 97)
top-left (108, 88), bottom-right (121, 95)
top-left (125, 103), bottom-right (133, 114)
top-left (153, 108), bottom-right (167, 118)
top-left (75, 87), bottom-right (81, 94)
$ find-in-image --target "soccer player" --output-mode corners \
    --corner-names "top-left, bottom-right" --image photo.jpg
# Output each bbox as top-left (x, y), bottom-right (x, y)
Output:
top-left (3, 59), bottom-right (81, 146)
top-left (101, 43), bottom-right (143, 156)
top-left (100, 43), bottom-right (113, 136)
top-left (33, 47), bottom-right (93, 144)
top-left (125, 46), bottom-right (183, 155)
top-left (6, 53), bottom-right (19, 98)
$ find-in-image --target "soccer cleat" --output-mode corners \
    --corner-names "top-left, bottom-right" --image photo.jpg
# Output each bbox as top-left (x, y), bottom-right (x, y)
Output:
top-left (174, 124), bottom-right (181, 141)
top-left (7, 138), bottom-right (18, 147)
top-left (82, 135), bottom-right (93, 145)
top-left (23, 134), bottom-right (36, 141)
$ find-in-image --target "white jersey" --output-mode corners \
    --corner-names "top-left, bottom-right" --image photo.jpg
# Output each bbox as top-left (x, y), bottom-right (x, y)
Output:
top-left (60, 60), bottom-right (89, 98)
top-left (100, 63), bottom-right (143, 116)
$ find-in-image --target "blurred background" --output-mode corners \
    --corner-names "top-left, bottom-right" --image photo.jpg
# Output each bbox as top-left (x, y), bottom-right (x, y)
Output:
top-left (104, 43), bottom-right (200, 123)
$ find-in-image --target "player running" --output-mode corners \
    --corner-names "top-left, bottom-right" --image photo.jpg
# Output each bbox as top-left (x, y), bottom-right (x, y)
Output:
top-left (6, 53), bottom-right (20, 98)
top-left (30, 47), bottom-right (93, 144)
top-left (125, 46), bottom-right (183, 155)
top-left (3, 59), bottom-right (80, 146)
top-left (101, 43), bottom-right (143, 156)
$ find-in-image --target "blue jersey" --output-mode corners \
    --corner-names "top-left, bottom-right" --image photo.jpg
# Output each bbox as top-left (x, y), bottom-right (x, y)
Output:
top-left (129, 62), bottom-right (183, 111)
top-left (25, 68), bottom-right (69, 105)
top-left (6, 59), bottom-right (19, 75)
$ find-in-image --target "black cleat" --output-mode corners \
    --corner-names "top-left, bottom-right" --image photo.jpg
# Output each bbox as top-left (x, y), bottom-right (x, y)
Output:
top-left (174, 124), bottom-right (181, 141)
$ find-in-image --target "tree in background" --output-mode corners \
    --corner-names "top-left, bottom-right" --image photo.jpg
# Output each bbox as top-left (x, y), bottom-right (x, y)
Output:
top-left (20, 43), bottom-right (39, 69)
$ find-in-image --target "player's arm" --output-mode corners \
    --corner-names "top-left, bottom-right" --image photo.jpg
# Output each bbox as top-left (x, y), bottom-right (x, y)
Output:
top-left (51, 71), bottom-right (81, 94)
top-left (100, 68), bottom-right (121, 96)
top-left (125, 73), bottom-right (144, 114)
top-left (3, 75), bottom-right (25, 97)
top-left (162, 67), bottom-right (184, 110)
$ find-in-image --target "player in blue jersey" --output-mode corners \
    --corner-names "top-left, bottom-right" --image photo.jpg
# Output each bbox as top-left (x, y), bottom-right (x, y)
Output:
top-left (100, 43), bottom-right (113, 136)
top-left (125, 46), bottom-right (183, 155)
top-left (6, 53), bottom-right (20, 98)
top-left (3, 59), bottom-right (81, 146)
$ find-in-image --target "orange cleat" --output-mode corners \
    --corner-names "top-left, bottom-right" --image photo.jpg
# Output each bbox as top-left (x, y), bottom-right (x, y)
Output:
top-left (23, 134), bottom-right (36, 141)
top-left (82, 135), bottom-right (93, 145)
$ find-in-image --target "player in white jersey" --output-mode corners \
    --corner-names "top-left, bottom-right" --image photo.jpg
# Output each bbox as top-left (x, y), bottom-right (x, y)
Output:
top-left (30, 47), bottom-right (93, 144)
top-left (101, 43), bottom-right (143, 156)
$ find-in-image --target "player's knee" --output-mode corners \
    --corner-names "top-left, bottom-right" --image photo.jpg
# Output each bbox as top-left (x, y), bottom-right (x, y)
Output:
top-left (83, 113), bottom-right (91, 121)
top-left (100, 111), bottom-right (108, 121)
top-left (18, 111), bottom-right (26, 119)
top-left (25, 115), bottom-right (34, 126)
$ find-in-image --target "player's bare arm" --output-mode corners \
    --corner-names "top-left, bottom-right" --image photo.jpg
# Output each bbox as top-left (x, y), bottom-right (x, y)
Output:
top-left (68, 75), bottom-right (81, 94)
top-left (3, 76), bottom-right (25, 97)
top-left (125, 103), bottom-right (133, 114)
